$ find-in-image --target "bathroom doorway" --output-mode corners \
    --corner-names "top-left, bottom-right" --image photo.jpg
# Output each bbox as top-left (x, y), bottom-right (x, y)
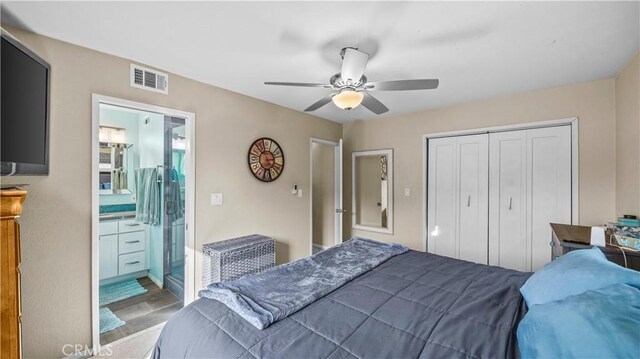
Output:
top-left (91, 95), bottom-right (195, 350)
top-left (309, 138), bottom-right (344, 255)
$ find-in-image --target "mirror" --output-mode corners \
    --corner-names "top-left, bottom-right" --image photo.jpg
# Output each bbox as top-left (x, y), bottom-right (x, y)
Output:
top-left (99, 142), bottom-right (133, 195)
top-left (352, 149), bottom-right (393, 234)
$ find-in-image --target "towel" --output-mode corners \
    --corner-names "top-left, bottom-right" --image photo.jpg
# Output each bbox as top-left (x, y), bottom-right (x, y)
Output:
top-left (167, 168), bottom-right (184, 220)
top-left (134, 168), bottom-right (160, 225)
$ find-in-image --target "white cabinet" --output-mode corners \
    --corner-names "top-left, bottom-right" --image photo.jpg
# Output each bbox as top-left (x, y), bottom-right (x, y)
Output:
top-left (428, 134), bottom-right (489, 264)
top-left (99, 234), bottom-right (118, 280)
top-left (99, 217), bottom-right (148, 281)
top-left (118, 251), bottom-right (147, 275)
top-left (427, 126), bottom-right (572, 272)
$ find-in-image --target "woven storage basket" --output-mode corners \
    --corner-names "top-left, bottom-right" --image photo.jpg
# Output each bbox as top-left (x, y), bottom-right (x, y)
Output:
top-left (202, 234), bottom-right (275, 287)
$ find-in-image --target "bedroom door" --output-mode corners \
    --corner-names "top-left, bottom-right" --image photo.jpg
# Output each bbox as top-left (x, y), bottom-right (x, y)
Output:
top-left (310, 138), bottom-right (343, 255)
top-left (427, 134), bottom-right (489, 263)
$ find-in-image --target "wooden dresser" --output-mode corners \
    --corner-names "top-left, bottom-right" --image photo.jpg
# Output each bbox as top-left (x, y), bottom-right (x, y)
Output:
top-left (1, 189), bottom-right (26, 359)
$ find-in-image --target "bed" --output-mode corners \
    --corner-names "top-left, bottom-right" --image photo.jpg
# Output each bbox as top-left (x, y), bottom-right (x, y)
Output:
top-left (152, 249), bottom-right (530, 358)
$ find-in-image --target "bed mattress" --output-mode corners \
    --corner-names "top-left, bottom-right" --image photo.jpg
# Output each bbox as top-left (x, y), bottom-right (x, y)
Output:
top-left (152, 250), bottom-right (530, 358)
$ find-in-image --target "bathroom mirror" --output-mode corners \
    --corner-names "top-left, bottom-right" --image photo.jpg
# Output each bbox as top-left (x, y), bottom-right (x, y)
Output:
top-left (352, 149), bottom-right (393, 234)
top-left (99, 142), bottom-right (133, 195)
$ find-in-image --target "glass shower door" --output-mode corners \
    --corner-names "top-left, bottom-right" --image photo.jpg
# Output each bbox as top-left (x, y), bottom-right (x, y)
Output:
top-left (163, 116), bottom-right (186, 299)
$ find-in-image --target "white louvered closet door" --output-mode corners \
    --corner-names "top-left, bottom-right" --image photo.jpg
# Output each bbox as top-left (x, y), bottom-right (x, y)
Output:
top-left (428, 134), bottom-right (489, 264)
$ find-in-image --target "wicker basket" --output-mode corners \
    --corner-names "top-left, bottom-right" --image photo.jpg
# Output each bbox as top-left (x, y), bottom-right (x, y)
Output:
top-left (202, 234), bottom-right (275, 287)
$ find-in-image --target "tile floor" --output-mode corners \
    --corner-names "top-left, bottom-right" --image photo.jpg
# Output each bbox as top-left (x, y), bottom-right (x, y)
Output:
top-left (93, 323), bottom-right (164, 359)
top-left (100, 277), bottom-right (182, 346)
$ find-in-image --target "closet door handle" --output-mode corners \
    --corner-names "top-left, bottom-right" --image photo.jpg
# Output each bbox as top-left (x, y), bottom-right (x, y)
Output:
top-left (508, 197), bottom-right (513, 210)
top-left (467, 195), bottom-right (471, 207)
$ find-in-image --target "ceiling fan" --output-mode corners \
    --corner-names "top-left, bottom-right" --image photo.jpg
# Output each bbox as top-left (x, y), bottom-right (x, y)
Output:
top-left (265, 47), bottom-right (439, 115)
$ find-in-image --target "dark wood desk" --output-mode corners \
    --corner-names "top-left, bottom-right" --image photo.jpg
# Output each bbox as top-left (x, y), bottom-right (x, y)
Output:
top-left (550, 223), bottom-right (640, 271)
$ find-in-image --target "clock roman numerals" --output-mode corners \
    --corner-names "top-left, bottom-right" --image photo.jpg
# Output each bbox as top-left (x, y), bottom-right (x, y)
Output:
top-left (248, 138), bottom-right (284, 182)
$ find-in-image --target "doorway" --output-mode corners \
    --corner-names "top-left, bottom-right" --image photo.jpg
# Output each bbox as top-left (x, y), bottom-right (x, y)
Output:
top-left (309, 138), bottom-right (343, 255)
top-left (91, 95), bottom-right (195, 351)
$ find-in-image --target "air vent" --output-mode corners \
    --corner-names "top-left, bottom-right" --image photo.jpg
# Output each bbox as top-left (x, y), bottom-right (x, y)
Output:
top-left (130, 64), bottom-right (168, 94)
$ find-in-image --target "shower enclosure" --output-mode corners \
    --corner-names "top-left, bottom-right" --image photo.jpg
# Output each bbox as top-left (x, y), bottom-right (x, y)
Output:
top-left (163, 116), bottom-right (186, 299)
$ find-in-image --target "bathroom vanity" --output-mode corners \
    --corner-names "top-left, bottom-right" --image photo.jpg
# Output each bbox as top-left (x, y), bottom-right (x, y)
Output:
top-left (99, 212), bottom-right (148, 282)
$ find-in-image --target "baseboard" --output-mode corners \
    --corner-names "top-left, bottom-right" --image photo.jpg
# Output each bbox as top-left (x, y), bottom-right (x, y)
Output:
top-left (313, 244), bottom-right (329, 250)
top-left (148, 272), bottom-right (164, 289)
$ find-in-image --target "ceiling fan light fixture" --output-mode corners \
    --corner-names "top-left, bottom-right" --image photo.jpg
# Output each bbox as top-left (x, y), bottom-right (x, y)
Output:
top-left (332, 90), bottom-right (364, 110)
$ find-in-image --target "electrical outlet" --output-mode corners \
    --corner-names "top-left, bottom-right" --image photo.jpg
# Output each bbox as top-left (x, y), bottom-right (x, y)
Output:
top-left (211, 192), bottom-right (223, 206)
top-left (297, 189), bottom-right (303, 197)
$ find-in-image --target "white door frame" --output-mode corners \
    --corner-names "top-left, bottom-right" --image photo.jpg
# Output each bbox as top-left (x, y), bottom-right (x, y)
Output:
top-left (422, 117), bottom-right (579, 252)
top-left (309, 137), bottom-right (343, 256)
top-left (91, 94), bottom-right (196, 352)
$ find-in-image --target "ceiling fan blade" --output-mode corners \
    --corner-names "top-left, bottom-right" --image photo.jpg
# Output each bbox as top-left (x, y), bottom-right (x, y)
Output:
top-left (304, 94), bottom-right (335, 112)
top-left (366, 79), bottom-right (439, 91)
top-left (265, 81), bottom-right (331, 88)
top-left (361, 92), bottom-right (389, 115)
top-left (341, 48), bottom-right (369, 83)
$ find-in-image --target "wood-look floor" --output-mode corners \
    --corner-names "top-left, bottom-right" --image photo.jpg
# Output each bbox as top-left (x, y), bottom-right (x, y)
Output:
top-left (100, 277), bottom-right (183, 345)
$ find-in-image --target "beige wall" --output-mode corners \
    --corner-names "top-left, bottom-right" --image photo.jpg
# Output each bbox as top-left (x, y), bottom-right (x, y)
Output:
top-left (615, 53), bottom-right (640, 218)
top-left (344, 78), bottom-right (617, 249)
top-left (311, 142), bottom-right (335, 249)
top-left (0, 27), bottom-right (341, 358)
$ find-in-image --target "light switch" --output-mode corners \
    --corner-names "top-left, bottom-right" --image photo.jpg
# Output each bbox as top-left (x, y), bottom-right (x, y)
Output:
top-left (404, 188), bottom-right (411, 197)
top-left (297, 189), bottom-right (303, 198)
top-left (211, 192), bottom-right (223, 206)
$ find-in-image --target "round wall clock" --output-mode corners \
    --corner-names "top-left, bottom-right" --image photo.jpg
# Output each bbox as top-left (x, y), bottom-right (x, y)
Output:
top-left (248, 137), bottom-right (284, 182)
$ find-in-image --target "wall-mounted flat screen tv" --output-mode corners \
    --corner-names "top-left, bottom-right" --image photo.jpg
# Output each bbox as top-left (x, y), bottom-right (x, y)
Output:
top-left (1, 29), bottom-right (50, 176)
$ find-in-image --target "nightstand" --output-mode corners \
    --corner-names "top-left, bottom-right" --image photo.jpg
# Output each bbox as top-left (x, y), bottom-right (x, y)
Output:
top-left (550, 223), bottom-right (640, 271)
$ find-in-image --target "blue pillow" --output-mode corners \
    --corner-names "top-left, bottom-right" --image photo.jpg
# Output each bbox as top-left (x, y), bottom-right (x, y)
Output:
top-left (520, 246), bottom-right (640, 306)
top-left (517, 284), bottom-right (640, 359)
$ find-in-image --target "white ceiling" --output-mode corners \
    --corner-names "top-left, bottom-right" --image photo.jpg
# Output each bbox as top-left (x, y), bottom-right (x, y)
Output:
top-left (2, 1), bottom-right (638, 123)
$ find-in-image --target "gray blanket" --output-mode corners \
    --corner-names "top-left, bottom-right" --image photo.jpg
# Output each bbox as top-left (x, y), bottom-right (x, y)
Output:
top-left (199, 237), bottom-right (407, 329)
top-left (154, 250), bottom-right (530, 358)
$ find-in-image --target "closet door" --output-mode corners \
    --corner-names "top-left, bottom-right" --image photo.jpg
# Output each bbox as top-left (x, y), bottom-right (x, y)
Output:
top-left (428, 134), bottom-right (488, 263)
top-left (489, 126), bottom-right (572, 271)
top-left (457, 135), bottom-right (489, 264)
top-left (489, 130), bottom-right (528, 271)
top-left (428, 137), bottom-right (458, 259)
top-left (527, 126), bottom-right (572, 271)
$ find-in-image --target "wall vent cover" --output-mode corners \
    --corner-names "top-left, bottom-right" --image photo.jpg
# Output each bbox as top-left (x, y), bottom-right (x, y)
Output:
top-left (130, 64), bottom-right (168, 94)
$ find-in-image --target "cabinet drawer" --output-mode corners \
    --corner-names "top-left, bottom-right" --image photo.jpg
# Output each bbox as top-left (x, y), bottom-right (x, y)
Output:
top-left (119, 231), bottom-right (146, 254)
top-left (118, 251), bottom-right (146, 275)
top-left (118, 219), bottom-right (144, 233)
top-left (99, 221), bottom-right (118, 235)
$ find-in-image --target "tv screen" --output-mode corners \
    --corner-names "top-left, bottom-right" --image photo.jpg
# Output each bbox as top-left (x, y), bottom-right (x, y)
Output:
top-left (1, 30), bottom-right (50, 175)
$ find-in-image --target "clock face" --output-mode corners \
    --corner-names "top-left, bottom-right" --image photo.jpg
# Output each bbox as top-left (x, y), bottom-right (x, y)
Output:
top-left (248, 137), bottom-right (284, 182)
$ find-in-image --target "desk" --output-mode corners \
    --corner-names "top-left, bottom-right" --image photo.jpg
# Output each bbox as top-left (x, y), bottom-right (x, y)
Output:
top-left (550, 223), bottom-right (640, 271)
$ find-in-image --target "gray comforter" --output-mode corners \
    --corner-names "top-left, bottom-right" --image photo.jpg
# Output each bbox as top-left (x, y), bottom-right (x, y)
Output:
top-left (153, 251), bottom-right (530, 358)
top-left (199, 237), bottom-right (407, 330)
